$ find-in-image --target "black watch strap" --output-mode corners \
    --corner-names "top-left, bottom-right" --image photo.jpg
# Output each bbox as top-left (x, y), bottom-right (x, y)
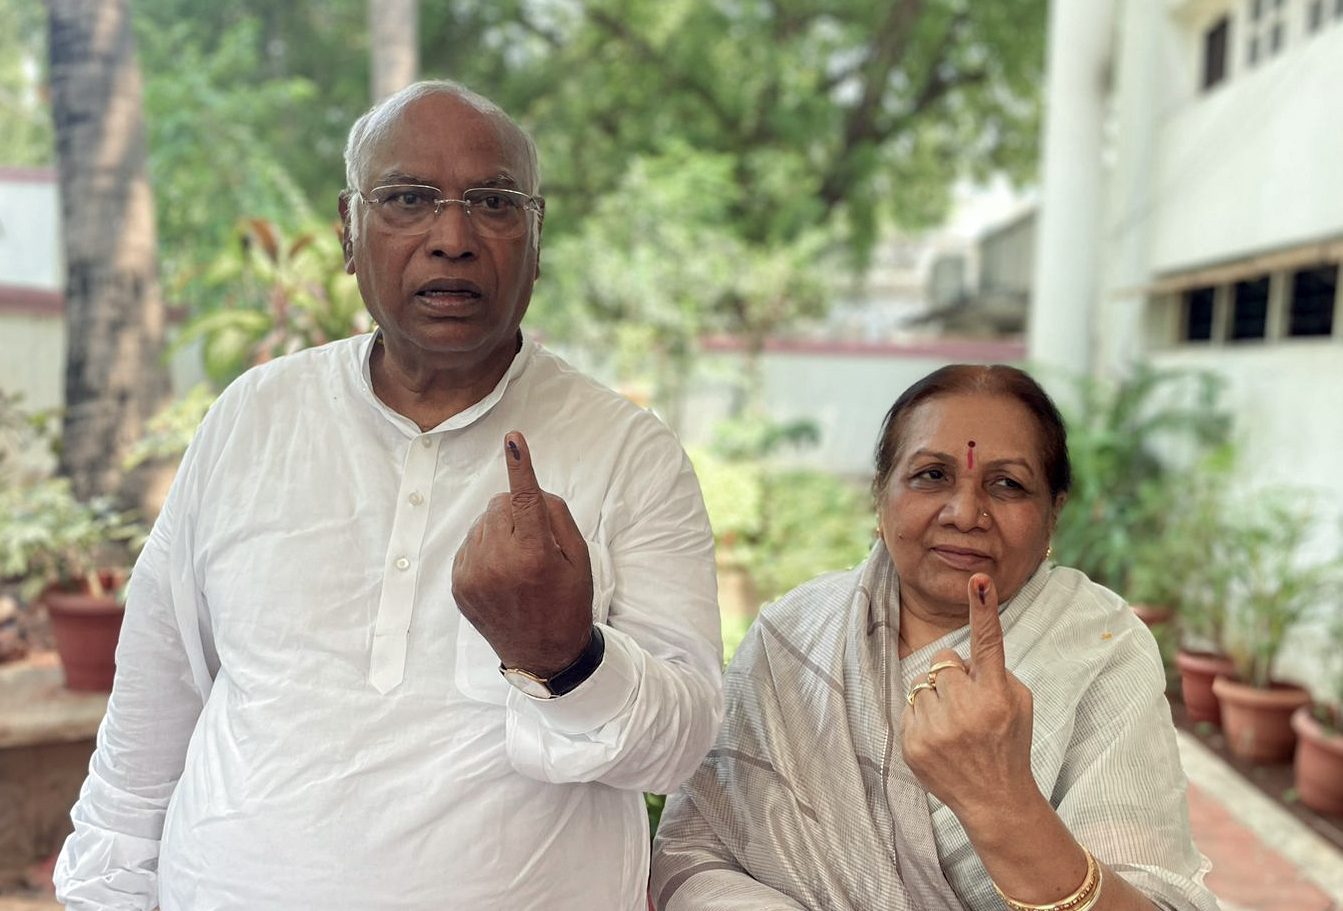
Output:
top-left (545, 625), bottom-right (605, 697)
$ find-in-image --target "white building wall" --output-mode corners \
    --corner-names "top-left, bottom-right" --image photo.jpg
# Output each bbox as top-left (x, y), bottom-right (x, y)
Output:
top-left (1095, 0), bottom-right (1169, 374)
top-left (680, 341), bottom-right (1027, 479)
top-left (1, 171), bottom-right (67, 412)
top-left (0, 314), bottom-right (65, 411)
top-left (1151, 343), bottom-right (1343, 508)
top-left (0, 170), bottom-right (203, 414)
top-left (1151, 340), bottom-right (1343, 679)
top-left (1028, 0), bottom-right (1114, 382)
top-left (1150, 23), bottom-right (1343, 272)
top-left (1095, 0), bottom-right (1343, 514)
top-left (0, 173), bottom-right (61, 290)
top-left (1062, 0), bottom-right (1343, 682)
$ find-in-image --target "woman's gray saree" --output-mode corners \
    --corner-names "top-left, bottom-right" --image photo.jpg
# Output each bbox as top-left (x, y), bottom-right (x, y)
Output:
top-left (652, 549), bottom-right (1219, 911)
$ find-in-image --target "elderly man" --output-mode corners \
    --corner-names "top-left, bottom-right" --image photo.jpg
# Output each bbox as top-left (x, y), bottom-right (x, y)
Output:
top-left (54, 81), bottom-right (723, 910)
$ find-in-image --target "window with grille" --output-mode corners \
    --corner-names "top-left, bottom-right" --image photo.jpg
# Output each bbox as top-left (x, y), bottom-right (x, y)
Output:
top-left (1246, 0), bottom-right (1289, 66)
top-left (1182, 287), bottom-right (1217, 341)
top-left (1231, 277), bottom-right (1270, 340)
top-left (1309, 0), bottom-right (1326, 31)
top-left (1310, 0), bottom-right (1343, 29)
top-left (1288, 266), bottom-right (1337, 336)
top-left (1203, 17), bottom-right (1231, 89)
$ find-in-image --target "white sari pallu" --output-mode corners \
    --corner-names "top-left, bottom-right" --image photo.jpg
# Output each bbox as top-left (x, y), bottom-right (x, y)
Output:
top-left (651, 548), bottom-right (1220, 911)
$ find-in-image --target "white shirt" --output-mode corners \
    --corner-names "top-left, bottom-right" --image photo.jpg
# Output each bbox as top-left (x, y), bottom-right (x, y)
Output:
top-left (54, 333), bottom-right (724, 911)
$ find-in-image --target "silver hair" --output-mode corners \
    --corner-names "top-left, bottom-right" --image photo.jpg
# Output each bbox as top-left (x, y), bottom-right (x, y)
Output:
top-left (342, 80), bottom-right (542, 243)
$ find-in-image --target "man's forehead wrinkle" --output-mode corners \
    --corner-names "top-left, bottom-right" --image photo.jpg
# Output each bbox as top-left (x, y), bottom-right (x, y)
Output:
top-left (358, 90), bottom-right (538, 194)
top-left (371, 170), bottom-right (523, 191)
top-left (369, 116), bottom-right (531, 189)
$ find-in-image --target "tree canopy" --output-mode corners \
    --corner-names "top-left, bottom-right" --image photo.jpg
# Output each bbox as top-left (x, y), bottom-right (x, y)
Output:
top-left (4, 0), bottom-right (1047, 399)
top-left (0, 0), bottom-right (51, 166)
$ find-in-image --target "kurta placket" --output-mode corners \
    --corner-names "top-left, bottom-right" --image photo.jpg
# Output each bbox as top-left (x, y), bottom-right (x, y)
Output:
top-left (370, 432), bottom-right (441, 693)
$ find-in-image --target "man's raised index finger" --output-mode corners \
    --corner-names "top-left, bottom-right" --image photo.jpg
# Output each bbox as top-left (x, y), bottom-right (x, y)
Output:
top-left (503, 432), bottom-right (548, 536)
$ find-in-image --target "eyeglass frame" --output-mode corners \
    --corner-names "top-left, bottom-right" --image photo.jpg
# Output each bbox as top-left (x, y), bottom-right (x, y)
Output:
top-left (350, 183), bottom-right (545, 239)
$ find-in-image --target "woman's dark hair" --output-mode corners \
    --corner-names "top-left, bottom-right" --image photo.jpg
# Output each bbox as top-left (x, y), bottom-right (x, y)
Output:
top-left (871, 364), bottom-right (1072, 502)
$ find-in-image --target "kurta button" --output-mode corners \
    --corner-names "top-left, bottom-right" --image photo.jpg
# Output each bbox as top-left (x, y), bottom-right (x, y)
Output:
top-left (395, 557), bottom-right (411, 571)
top-left (409, 492), bottom-right (424, 506)
top-left (421, 437), bottom-right (433, 448)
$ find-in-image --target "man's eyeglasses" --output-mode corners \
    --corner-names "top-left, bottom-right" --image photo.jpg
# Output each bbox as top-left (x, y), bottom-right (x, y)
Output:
top-left (357, 184), bottom-right (543, 240)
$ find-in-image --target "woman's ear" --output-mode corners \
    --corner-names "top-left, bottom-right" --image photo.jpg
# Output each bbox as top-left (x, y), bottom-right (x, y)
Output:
top-left (1048, 492), bottom-right (1068, 534)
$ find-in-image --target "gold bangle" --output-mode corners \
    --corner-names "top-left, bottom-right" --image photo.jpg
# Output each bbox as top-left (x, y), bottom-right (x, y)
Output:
top-left (991, 848), bottom-right (1101, 911)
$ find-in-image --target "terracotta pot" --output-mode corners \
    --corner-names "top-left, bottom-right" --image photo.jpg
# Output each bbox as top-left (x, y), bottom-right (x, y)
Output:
top-left (1292, 706), bottom-right (1343, 816)
top-left (1175, 650), bottom-right (1235, 725)
top-left (42, 577), bottom-right (124, 691)
top-left (1211, 676), bottom-right (1311, 764)
top-left (1131, 603), bottom-right (1173, 628)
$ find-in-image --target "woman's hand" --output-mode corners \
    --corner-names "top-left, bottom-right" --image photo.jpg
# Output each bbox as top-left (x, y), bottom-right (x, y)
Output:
top-left (900, 572), bottom-right (1039, 829)
top-left (902, 574), bottom-right (1162, 911)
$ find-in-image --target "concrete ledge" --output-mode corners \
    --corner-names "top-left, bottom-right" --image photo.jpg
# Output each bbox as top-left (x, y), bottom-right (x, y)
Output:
top-left (0, 897), bottom-right (62, 910)
top-left (0, 653), bottom-right (106, 750)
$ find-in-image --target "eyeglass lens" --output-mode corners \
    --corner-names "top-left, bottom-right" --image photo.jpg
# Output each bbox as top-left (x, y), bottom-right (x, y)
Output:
top-left (368, 186), bottom-right (530, 238)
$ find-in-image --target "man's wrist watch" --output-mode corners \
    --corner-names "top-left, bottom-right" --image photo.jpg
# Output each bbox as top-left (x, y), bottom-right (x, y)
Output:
top-left (499, 626), bottom-right (605, 700)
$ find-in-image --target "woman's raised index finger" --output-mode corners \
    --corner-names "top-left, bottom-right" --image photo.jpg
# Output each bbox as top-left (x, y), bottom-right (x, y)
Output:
top-left (967, 573), bottom-right (1007, 680)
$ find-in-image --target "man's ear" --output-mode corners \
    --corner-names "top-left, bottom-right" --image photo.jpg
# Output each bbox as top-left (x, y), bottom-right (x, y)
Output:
top-left (338, 191), bottom-right (356, 274)
top-left (532, 198), bottom-right (545, 280)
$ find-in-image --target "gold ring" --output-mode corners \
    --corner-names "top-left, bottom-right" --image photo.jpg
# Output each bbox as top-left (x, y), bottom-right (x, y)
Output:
top-left (906, 680), bottom-right (937, 707)
top-left (926, 660), bottom-right (966, 686)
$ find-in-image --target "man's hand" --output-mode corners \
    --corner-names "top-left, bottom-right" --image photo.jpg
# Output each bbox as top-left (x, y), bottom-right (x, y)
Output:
top-left (900, 573), bottom-right (1039, 831)
top-left (451, 432), bottom-right (595, 676)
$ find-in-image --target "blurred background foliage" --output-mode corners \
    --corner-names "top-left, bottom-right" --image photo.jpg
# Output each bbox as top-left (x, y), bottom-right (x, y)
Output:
top-left (1051, 365), bottom-right (1232, 601)
top-left (13, 1), bottom-right (1343, 836)
top-left (0, 1), bottom-right (50, 166)
top-left (1, 0), bottom-right (1050, 657)
top-left (0, 0), bottom-right (1046, 621)
top-left (5, 0), bottom-right (1048, 414)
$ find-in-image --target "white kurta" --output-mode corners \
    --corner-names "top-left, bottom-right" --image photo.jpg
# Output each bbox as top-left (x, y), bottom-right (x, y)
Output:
top-left (55, 333), bottom-right (724, 910)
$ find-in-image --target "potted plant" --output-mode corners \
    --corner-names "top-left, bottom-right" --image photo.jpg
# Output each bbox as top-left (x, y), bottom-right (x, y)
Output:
top-left (1166, 450), bottom-right (1238, 725)
top-left (1049, 367), bottom-right (1233, 711)
top-left (1124, 488), bottom-right (1183, 629)
top-left (1292, 611), bottom-right (1343, 814)
top-left (1053, 365), bottom-right (1229, 597)
top-left (1211, 496), bottom-right (1342, 763)
top-left (0, 478), bottom-right (142, 690)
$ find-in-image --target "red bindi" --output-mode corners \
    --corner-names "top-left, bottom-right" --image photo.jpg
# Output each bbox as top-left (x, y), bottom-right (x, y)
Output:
top-left (967, 440), bottom-right (976, 469)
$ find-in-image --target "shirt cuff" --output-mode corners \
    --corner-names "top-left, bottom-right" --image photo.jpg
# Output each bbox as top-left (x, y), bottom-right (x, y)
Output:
top-left (508, 623), bottom-right (639, 734)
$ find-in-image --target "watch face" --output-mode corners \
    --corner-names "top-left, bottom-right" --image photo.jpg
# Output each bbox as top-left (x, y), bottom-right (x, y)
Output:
top-left (501, 668), bottom-right (553, 700)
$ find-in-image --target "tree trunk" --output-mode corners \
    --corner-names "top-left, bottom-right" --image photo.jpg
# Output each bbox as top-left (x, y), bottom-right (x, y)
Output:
top-left (46, 0), bottom-right (169, 512)
top-left (369, 0), bottom-right (419, 101)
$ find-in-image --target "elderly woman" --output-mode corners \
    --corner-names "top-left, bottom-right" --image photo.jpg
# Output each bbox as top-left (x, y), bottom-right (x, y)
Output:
top-left (651, 365), bottom-right (1218, 911)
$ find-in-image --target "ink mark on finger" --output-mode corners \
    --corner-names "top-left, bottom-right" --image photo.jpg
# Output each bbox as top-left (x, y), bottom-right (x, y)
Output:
top-left (507, 440), bottom-right (521, 462)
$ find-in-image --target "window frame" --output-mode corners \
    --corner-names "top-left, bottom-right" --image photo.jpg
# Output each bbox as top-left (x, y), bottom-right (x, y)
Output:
top-left (1161, 258), bottom-right (1343, 349)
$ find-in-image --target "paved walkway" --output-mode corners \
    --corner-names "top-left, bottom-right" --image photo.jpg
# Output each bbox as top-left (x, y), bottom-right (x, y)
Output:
top-left (2, 730), bottom-right (1340, 910)
top-left (1179, 732), bottom-right (1343, 910)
